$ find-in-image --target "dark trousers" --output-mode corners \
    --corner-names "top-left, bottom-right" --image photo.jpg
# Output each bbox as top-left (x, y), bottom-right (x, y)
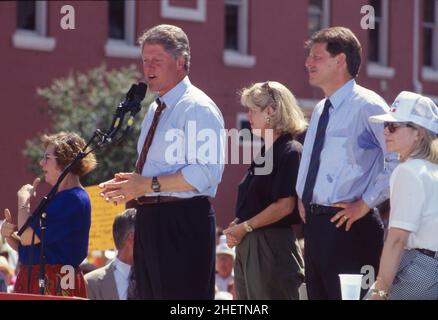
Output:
top-left (133, 197), bottom-right (216, 299)
top-left (304, 209), bottom-right (384, 300)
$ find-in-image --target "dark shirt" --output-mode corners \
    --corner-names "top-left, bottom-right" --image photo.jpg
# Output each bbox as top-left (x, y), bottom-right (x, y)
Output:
top-left (235, 133), bottom-right (302, 228)
top-left (19, 187), bottom-right (91, 267)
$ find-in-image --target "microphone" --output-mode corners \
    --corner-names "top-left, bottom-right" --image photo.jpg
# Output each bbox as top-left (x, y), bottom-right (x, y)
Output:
top-left (107, 84), bottom-right (138, 139)
top-left (124, 82), bottom-right (147, 132)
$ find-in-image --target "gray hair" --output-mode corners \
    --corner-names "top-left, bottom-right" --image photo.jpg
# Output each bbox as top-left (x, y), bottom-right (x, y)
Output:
top-left (112, 208), bottom-right (136, 250)
top-left (138, 24), bottom-right (191, 72)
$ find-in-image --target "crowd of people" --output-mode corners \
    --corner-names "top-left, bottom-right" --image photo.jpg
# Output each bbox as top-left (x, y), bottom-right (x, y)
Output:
top-left (1, 24), bottom-right (437, 300)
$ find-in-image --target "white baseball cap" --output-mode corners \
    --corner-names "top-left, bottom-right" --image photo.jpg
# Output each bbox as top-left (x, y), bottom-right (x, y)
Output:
top-left (216, 235), bottom-right (235, 259)
top-left (369, 91), bottom-right (438, 134)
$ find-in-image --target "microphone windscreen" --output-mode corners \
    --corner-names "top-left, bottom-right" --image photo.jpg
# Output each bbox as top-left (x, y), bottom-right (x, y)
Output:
top-left (125, 84), bottom-right (138, 101)
top-left (135, 82), bottom-right (147, 101)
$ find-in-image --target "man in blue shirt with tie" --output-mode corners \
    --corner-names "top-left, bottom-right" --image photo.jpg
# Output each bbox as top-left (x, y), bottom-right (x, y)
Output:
top-left (99, 24), bottom-right (225, 299)
top-left (296, 26), bottom-right (397, 300)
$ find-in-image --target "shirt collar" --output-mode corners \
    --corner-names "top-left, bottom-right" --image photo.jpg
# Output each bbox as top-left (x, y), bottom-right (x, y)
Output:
top-left (114, 257), bottom-right (131, 279)
top-left (327, 78), bottom-right (355, 110)
top-left (158, 76), bottom-right (191, 109)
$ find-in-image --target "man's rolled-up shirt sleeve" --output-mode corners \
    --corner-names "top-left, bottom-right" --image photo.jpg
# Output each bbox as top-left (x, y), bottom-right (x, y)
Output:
top-left (181, 104), bottom-right (225, 192)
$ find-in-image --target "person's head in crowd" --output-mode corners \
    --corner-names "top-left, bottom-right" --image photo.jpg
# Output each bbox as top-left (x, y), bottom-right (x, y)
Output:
top-left (40, 132), bottom-right (97, 186)
top-left (305, 26), bottom-right (362, 95)
top-left (113, 208), bottom-right (137, 266)
top-left (240, 81), bottom-right (307, 140)
top-left (369, 91), bottom-right (438, 163)
top-left (138, 24), bottom-right (190, 96)
top-left (215, 235), bottom-right (235, 279)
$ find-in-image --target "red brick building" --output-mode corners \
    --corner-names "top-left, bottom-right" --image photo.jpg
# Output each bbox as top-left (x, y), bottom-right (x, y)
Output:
top-left (1, 0), bottom-right (437, 227)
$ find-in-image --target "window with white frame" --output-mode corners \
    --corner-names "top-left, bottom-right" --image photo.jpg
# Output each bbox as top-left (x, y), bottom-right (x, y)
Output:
top-left (367, 0), bottom-right (394, 78)
top-left (308, 0), bottom-right (330, 37)
top-left (161, 0), bottom-right (206, 22)
top-left (12, 1), bottom-right (55, 51)
top-left (223, 0), bottom-right (255, 68)
top-left (423, 0), bottom-right (438, 69)
top-left (105, 0), bottom-right (140, 59)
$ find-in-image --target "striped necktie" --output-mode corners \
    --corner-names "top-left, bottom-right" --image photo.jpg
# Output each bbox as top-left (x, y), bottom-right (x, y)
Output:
top-left (135, 99), bottom-right (166, 174)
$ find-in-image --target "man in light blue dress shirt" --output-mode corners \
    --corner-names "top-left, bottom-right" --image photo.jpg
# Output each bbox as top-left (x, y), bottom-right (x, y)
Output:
top-left (296, 27), bottom-right (397, 300)
top-left (99, 25), bottom-right (225, 299)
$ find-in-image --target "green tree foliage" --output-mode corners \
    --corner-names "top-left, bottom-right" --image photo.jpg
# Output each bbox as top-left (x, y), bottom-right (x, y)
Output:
top-left (23, 64), bottom-right (157, 186)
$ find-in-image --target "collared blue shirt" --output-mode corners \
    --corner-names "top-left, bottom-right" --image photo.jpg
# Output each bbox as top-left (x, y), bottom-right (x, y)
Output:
top-left (138, 76), bottom-right (225, 198)
top-left (296, 79), bottom-right (398, 208)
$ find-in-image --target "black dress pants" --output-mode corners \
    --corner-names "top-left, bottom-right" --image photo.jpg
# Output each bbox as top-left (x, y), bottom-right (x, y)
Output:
top-left (304, 209), bottom-right (384, 300)
top-left (133, 197), bottom-right (216, 299)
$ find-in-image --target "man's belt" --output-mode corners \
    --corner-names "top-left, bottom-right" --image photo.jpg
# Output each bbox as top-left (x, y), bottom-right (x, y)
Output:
top-left (136, 195), bottom-right (208, 205)
top-left (309, 204), bottom-right (343, 215)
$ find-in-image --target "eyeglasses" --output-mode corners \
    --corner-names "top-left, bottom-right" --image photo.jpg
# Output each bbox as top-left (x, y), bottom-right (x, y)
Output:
top-left (262, 81), bottom-right (276, 105)
top-left (384, 122), bottom-right (414, 133)
top-left (42, 153), bottom-right (58, 164)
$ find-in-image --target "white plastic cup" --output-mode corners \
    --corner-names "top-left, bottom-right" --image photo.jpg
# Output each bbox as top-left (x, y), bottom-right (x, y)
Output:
top-left (339, 274), bottom-right (363, 300)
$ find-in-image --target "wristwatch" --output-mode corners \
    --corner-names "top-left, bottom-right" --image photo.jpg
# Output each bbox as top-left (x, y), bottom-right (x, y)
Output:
top-left (151, 176), bottom-right (161, 193)
top-left (243, 221), bottom-right (253, 232)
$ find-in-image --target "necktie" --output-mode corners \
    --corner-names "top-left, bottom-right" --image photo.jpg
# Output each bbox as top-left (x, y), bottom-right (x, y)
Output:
top-left (126, 99), bottom-right (166, 209)
top-left (302, 98), bottom-right (332, 211)
top-left (135, 99), bottom-right (166, 174)
top-left (127, 266), bottom-right (137, 300)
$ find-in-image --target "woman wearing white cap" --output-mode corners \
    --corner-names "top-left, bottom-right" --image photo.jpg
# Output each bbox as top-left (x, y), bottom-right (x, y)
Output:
top-left (367, 91), bottom-right (438, 300)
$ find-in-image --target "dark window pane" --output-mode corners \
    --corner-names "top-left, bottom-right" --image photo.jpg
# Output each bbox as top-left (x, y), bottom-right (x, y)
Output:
top-left (308, 0), bottom-right (323, 37)
top-left (225, 4), bottom-right (239, 50)
top-left (424, 0), bottom-right (435, 23)
top-left (239, 120), bottom-right (258, 143)
top-left (423, 27), bottom-right (433, 66)
top-left (370, 0), bottom-right (381, 18)
top-left (109, 0), bottom-right (125, 39)
top-left (309, 0), bottom-right (323, 8)
top-left (308, 14), bottom-right (322, 37)
top-left (17, 1), bottom-right (36, 30)
top-left (368, 21), bottom-right (380, 62)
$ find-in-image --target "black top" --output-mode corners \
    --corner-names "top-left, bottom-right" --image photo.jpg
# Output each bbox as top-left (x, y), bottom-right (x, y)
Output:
top-left (235, 133), bottom-right (303, 228)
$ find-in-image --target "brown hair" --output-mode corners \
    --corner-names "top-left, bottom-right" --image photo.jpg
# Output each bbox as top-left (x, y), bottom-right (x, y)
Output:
top-left (306, 26), bottom-right (362, 78)
top-left (42, 132), bottom-right (97, 176)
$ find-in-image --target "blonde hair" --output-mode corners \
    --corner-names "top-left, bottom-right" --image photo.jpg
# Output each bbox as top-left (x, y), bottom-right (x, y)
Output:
top-left (409, 125), bottom-right (438, 164)
top-left (239, 81), bottom-right (307, 136)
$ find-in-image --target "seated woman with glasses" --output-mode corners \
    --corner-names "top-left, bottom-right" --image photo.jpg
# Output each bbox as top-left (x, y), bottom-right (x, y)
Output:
top-left (366, 91), bottom-right (438, 300)
top-left (224, 81), bottom-right (307, 299)
top-left (1, 132), bottom-right (96, 297)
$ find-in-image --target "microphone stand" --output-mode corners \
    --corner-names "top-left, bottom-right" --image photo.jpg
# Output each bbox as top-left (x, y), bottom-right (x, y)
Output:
top-left (17, 88), bottom-right (143, 295)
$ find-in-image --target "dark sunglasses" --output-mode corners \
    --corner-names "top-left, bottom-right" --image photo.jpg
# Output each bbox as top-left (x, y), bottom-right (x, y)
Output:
top-left (262, 81), bottom-right (276, 104)
top-left (384, 122), bottom-right (414, 133)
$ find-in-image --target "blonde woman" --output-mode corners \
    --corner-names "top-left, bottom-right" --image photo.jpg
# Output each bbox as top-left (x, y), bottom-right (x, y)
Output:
top-left (367, 91), bottom-right (438, 300)
top-left (224, 81), bottom-right (307, 299)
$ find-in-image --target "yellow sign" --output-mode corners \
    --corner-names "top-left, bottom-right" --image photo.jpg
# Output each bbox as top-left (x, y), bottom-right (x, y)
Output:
top-left (85, 185), bottom-right (123, 252)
